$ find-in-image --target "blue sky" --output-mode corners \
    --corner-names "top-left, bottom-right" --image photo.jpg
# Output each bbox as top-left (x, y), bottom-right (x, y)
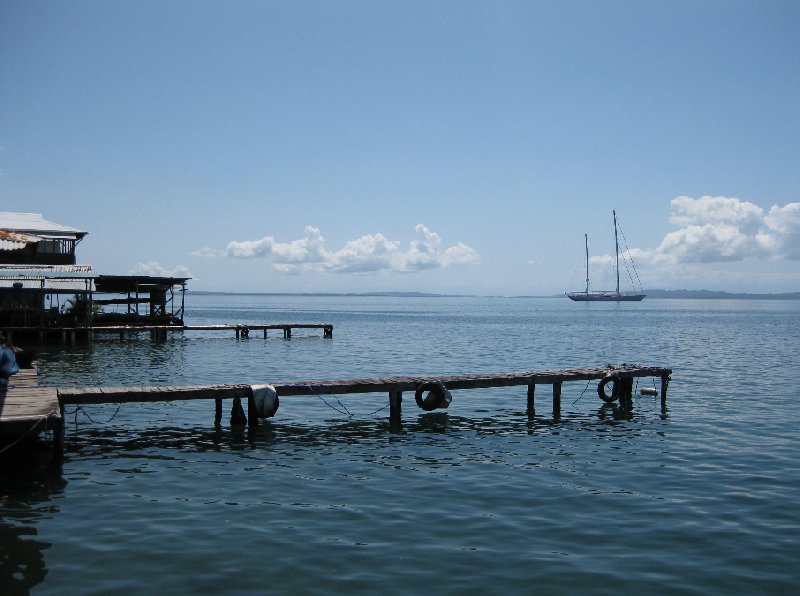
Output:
top-left (2, 1), bottom-right (799, 295)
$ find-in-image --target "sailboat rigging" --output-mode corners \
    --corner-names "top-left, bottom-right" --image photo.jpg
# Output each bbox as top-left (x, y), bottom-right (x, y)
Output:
top-left (566, 210), bottom-right (646, 302)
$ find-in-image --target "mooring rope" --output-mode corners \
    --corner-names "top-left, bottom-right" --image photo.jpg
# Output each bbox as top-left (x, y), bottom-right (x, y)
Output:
top-left (66, 403), bottom-right (123, 426)
top-left (364, 403), bottom-right (390, 416)
top-left (307, 385), bottom-right (353, 417)
top-left (571, 379), bottom-right (593, 405)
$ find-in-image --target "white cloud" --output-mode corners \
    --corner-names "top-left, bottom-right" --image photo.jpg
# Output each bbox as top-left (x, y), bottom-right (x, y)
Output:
top-left (628, 196), bottom-right (800, 266)
top-left (212, 224), bottom-right (479, 274)
top-left (190, 247), bottom-right (220, 257)
top-left (669, 195), bottom-right (764, 234)
top-left (129, 260), bottom-right (192, 278)
top-left (226, 225), bottom-right (328, 264)
top-left (764, 203), bottom-right (800, 259)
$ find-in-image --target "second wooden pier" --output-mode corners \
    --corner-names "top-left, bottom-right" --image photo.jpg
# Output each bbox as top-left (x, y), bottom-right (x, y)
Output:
top-left (4, 322), bottom-right (333, 342)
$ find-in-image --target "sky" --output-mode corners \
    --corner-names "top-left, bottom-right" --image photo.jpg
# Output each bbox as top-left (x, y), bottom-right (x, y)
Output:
top-left (2, 0), bottom-right (799, 296)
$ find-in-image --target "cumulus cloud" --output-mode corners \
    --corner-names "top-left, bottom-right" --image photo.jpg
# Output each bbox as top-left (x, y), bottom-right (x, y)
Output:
top-left (129, 261), bottom-right (192, 278)
top-left (207, 224), bottom-right (479, 274)
top-left (190, 247), bottom-right (220, 257)
top-left (764, 203), bottom-right (800, 259)
top-left (631, 196), bottom-right (800, 266)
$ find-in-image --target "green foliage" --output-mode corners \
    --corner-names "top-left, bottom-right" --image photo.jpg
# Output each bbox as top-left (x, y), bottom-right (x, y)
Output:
top-left (63, 294), bottom-right (103, 324)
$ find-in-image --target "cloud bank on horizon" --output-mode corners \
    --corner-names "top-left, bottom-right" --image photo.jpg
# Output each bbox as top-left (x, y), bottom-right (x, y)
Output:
top-left (191, 224), bottom-right (479, 275)
top-left (591, 196), bottom-right (800, 268)
top-left (133, 196), bottom-right (799, 287)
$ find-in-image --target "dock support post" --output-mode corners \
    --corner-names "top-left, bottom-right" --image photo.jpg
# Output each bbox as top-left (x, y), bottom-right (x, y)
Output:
top-left (389, 390), bottom-right (402, 422)
top-left (247, 391), bottom-right (259, 429)
top-left (552, 381), bottom-right (562, 413)
top-left (230, 397), bottom-right (247, 425)
top-left (527, 383), bottom-right (535, 416)
top-left (621, 377), bottom-right (634, 408)
top-left (235, 326), bottom-right (240, 339)
top-left (660, 374), bottom-right (670, 406)
top-left (214, 398), bottom-right (223, 426)
top-left (284, 327), bottom-right (291, 338)
top-left (264, 329), bottom-right (267, 339)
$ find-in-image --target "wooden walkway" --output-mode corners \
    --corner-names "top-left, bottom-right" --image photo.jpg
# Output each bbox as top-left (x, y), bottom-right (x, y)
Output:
top-left (4, 322), bottom-right (333, 341)
top-left (58, 364), bottom-right (672, 426)
top-left (0, 368), bottom-right (64, 454)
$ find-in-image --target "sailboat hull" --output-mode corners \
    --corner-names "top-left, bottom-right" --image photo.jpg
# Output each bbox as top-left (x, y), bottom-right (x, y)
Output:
top-left (567, 291), bottom-right (646, 302)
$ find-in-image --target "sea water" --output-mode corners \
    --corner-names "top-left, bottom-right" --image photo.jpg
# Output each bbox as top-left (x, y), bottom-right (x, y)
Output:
top-left (2, 295), bottom-right (799, 594)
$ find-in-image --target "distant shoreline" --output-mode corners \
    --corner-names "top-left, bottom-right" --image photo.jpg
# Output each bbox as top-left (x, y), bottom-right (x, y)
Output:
top-left (189, 290), bottom-right (800, 300)
top-left (629, 289), bottom-right (800, 300)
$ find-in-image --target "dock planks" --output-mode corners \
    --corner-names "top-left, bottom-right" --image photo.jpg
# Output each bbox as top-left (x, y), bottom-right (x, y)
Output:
top-left (0, 368), bottom-right (64, 452)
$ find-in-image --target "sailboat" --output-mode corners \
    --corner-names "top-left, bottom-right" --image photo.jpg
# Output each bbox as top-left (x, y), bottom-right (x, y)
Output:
top-left (566, 210), bottom-right (646, 302)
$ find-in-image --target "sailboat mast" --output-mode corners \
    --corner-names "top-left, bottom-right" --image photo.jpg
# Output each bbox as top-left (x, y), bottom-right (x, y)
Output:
top-left (613, 209), bottom-right (620, 294)
top-left (584, 233), bottom-right (589, 293)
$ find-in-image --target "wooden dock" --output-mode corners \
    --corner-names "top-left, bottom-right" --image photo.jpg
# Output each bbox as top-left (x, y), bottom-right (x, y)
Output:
top-left (4, 322), bottom-right (333, 342)
top-left (0, 368), bottom-right (64, 456)
top-left (58, 364), bottom-right (672, 427)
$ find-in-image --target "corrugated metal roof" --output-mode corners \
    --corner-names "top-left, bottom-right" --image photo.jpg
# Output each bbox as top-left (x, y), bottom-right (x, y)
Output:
top-left (0, 264), bottom-right (93, 273)
top-left (0, 212), bottom-right (87, 238)
top-left (0, 276), bottom-right (96, 292)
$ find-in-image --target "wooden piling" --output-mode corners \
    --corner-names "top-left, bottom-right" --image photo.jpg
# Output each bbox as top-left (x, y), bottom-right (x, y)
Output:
top-left (389, 390), bottom-right (402, 421)
top-left (214, 397), bottom-right (223, 426)
top-left (246, 390), bottom-right (259, 429)
top-left (230, 397), bottom-right (247, 425)
top-left (660, 373), bottom-right (671, 407)
top-left (552, 381), bottom-right (562, 411)
top-left (527, 383), bottom-right (535, 415)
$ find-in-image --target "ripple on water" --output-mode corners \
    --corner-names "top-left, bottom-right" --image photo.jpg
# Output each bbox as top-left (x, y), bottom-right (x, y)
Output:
top-left (6, 297), bottom-right (800, 593)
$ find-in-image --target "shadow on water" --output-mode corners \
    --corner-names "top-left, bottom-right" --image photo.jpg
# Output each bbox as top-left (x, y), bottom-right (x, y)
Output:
top-left (60, 397), bottom-right (668, 457)
top-left (0, 458), bottom-right (67, 595)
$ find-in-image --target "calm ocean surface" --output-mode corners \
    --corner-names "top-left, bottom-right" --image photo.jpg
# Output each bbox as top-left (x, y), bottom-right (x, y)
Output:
top-left (2, 295), bottom-right (799, 594)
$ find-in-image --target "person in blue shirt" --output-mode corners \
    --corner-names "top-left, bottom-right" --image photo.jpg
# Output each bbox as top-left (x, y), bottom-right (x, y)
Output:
top-left (0, 331), bottom-right (20, 388)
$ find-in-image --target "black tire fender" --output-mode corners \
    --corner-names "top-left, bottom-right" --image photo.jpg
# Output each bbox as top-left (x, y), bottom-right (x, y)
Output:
top-left (415, 381), bottom-right (446, 411)
top-left (597, 375), bottom-right (623, 403)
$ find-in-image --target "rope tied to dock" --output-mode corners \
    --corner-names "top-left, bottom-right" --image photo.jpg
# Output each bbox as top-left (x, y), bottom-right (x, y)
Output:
top-left (305, 384), bottom-right (353, 417)
top-left (67, 403), bottom-right (123, 425)
top-left (571, 379), bottom-right (594, 405)
top-left (0, 408), bottom-right (60, 455)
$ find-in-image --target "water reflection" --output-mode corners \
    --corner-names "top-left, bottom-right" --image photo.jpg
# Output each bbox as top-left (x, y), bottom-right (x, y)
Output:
top-left (61, 401), bottom-right (668, 457)
top-left (0, 461), bottom-right (67, 594)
